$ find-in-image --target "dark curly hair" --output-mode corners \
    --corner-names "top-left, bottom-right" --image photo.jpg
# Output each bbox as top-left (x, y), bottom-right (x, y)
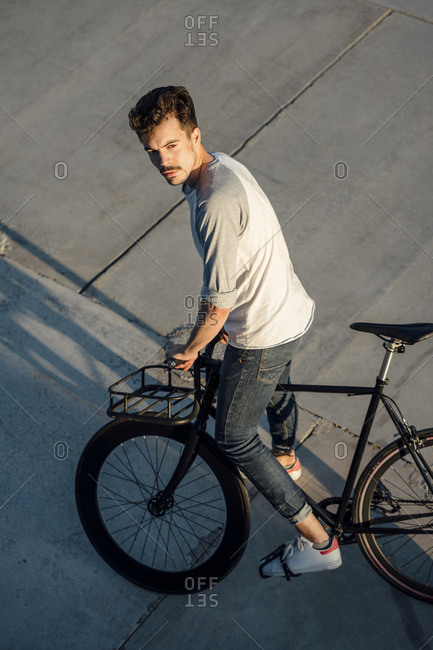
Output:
top-left (128, 86), bottom-right (198, 144)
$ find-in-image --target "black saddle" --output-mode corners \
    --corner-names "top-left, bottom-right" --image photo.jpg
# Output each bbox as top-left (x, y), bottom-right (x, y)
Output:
top-left (350, 322), bottom-right (433, 345)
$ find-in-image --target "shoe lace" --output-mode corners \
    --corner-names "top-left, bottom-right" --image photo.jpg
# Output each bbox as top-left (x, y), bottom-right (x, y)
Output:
top-left (284, 535), bottom-right (305, 559)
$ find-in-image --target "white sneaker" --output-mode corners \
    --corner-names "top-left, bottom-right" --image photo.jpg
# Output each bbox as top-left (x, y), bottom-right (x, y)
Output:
top-left (259, 535), bottom-right (342, 579)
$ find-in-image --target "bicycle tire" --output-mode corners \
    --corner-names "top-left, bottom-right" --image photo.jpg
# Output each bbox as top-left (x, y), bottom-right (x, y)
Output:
top-left (75, 418), bottom-right (251, 594)
top-left (353, 428), bottom-right (433, 603)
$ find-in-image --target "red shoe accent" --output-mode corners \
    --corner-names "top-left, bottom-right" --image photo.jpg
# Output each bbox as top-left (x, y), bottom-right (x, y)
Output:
top-left (320, 537), bottom-right (339, 555)
top-left (272, 452), bottom-right (302, 480)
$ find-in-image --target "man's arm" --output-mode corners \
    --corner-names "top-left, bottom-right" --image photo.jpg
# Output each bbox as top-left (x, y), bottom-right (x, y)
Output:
top-left (166, 300), bottom-right (230, 371)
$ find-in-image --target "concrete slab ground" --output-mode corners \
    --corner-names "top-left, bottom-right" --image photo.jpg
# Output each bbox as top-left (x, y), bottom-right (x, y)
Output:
top-left (2, 256), bottom-right (432, 650)
top-left (369, 0), bottom-right (433, 21)
top-left (0, 257), bottom-right (169, 649)
top-left (1, 0), bottom-right (433, 649)
top-left (1, 0), bottom-right (384, 289)
top-left (111, 421), bottom-right (433, 650)
top-left (87, 8), bottom-right (433, 447)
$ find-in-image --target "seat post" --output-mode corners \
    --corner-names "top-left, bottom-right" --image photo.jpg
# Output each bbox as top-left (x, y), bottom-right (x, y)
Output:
top-left (377, 339), bottom-right (403, 382)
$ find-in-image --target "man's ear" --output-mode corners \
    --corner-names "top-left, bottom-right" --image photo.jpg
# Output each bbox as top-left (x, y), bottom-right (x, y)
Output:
top-left (191, 126), bottom-right (201, 146)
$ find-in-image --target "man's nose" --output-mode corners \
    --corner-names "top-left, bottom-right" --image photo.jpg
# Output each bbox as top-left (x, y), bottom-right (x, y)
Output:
top-left (149, 151), bottom-right (166, 168)
top-left (159, 151), bottom-right (172, 169)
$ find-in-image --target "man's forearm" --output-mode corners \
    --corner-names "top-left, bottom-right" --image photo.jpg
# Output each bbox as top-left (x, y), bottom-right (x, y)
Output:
top-left (184, 301), bottom-right (230, 355)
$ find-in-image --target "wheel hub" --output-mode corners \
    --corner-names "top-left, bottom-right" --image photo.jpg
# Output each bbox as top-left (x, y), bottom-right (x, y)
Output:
top-left (147, 491), bottom-right (174, 516)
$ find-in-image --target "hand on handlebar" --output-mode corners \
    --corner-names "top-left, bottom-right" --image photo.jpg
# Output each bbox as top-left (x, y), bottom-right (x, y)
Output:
top-left (165, 344), bottom-right (197, 372)
top-left (166, 329), bottom-right (228, 370)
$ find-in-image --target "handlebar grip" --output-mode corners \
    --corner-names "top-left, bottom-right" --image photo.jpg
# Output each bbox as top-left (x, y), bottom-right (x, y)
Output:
top-left (166, 358), bottom-right (185, 368)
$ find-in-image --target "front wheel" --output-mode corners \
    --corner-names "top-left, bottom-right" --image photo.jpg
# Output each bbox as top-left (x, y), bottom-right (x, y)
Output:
top-left (75, 419), bottom-right (251, 594)
top-left (353, 429), bottom-right (433, 603)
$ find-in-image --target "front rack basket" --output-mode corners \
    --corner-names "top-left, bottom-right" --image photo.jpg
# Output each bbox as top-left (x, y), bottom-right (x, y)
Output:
top-left (107, 364), bottom-right (199, 424)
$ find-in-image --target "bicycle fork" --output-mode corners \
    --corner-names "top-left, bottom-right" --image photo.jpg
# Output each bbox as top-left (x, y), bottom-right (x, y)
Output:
top-left (382, 398), bottom-right (433, 494)
top-left (148, 361), bottom-right (220, 515)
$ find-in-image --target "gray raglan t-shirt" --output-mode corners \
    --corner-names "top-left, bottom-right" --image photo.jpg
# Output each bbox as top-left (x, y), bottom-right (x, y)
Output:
top-left (182, 152), bottom-right (314, 349)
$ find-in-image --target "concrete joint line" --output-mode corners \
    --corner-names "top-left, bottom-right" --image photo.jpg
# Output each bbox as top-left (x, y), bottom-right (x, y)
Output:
top-left (230, 8), bottom-right (393, 158)
top-left (365, 1), bottom-right (433, 25)
top-left (114, 595), bottom-right (167, 649)
top-left (296, 413), bottom-right (325, 447)
top-left (79, 197), bottom-right (185, 294)
top-left (81, 10), bottom-right (392, 295)
top-left (298, 408), bottom-right (383, 453)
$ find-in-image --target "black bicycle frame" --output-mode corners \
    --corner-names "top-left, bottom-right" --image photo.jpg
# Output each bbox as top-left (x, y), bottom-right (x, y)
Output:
top-left (277, 377), bottom-right (433, 536)
top-left (158, 346), bottom-right (432, 537)
top-left (276, 378), bottom-right (384, 534)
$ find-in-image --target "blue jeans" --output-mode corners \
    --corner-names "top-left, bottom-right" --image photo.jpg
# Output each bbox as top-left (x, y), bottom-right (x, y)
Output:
top-left (215, 338), bottom-right (311, 524)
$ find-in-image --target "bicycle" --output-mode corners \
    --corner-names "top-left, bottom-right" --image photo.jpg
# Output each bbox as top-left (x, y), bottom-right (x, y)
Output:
top-left (75, 321), bottom-right (433, 602)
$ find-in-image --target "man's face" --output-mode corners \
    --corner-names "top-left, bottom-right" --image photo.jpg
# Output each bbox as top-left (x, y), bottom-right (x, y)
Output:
top-left (144, 115), bottom-right (200, 186)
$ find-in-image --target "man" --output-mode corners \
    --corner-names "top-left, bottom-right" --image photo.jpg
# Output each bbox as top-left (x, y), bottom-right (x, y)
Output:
top-left (128, 86), bottom-right (341, 578)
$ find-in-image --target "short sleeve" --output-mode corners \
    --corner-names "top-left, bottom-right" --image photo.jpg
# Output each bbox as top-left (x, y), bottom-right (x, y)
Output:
top-left (195, 194), bottom-right (242, 309)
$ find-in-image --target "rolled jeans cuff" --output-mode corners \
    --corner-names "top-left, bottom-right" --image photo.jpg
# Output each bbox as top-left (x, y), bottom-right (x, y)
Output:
top-left (279, 500), bottom-right (312, 525)
top-left (272, 443), bottom-right (296, 455)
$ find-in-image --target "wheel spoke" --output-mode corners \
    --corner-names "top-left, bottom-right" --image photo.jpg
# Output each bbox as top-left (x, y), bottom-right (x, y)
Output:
top-left (77, 420), bottom-right (250, 593)
top-left (355, 432), bottom-right (433, 602)
top-left (95, 434), bottom-right (228, 572)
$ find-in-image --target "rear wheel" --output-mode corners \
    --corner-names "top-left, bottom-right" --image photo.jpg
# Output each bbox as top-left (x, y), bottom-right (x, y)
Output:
top-left (353, 429), bottom-right (433, 603)
top-left (75, 419), bottom-right (251, 594)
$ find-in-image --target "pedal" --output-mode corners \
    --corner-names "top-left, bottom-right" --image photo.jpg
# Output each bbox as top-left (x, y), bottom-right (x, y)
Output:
top-left (259, 544), bottom-right (302, 581)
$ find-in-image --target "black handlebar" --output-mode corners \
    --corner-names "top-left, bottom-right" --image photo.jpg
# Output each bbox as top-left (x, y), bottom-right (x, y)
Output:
top-left (204, 329), bottom-right (226, 357)
top-left (166, 329), bottom-right (225, 368)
